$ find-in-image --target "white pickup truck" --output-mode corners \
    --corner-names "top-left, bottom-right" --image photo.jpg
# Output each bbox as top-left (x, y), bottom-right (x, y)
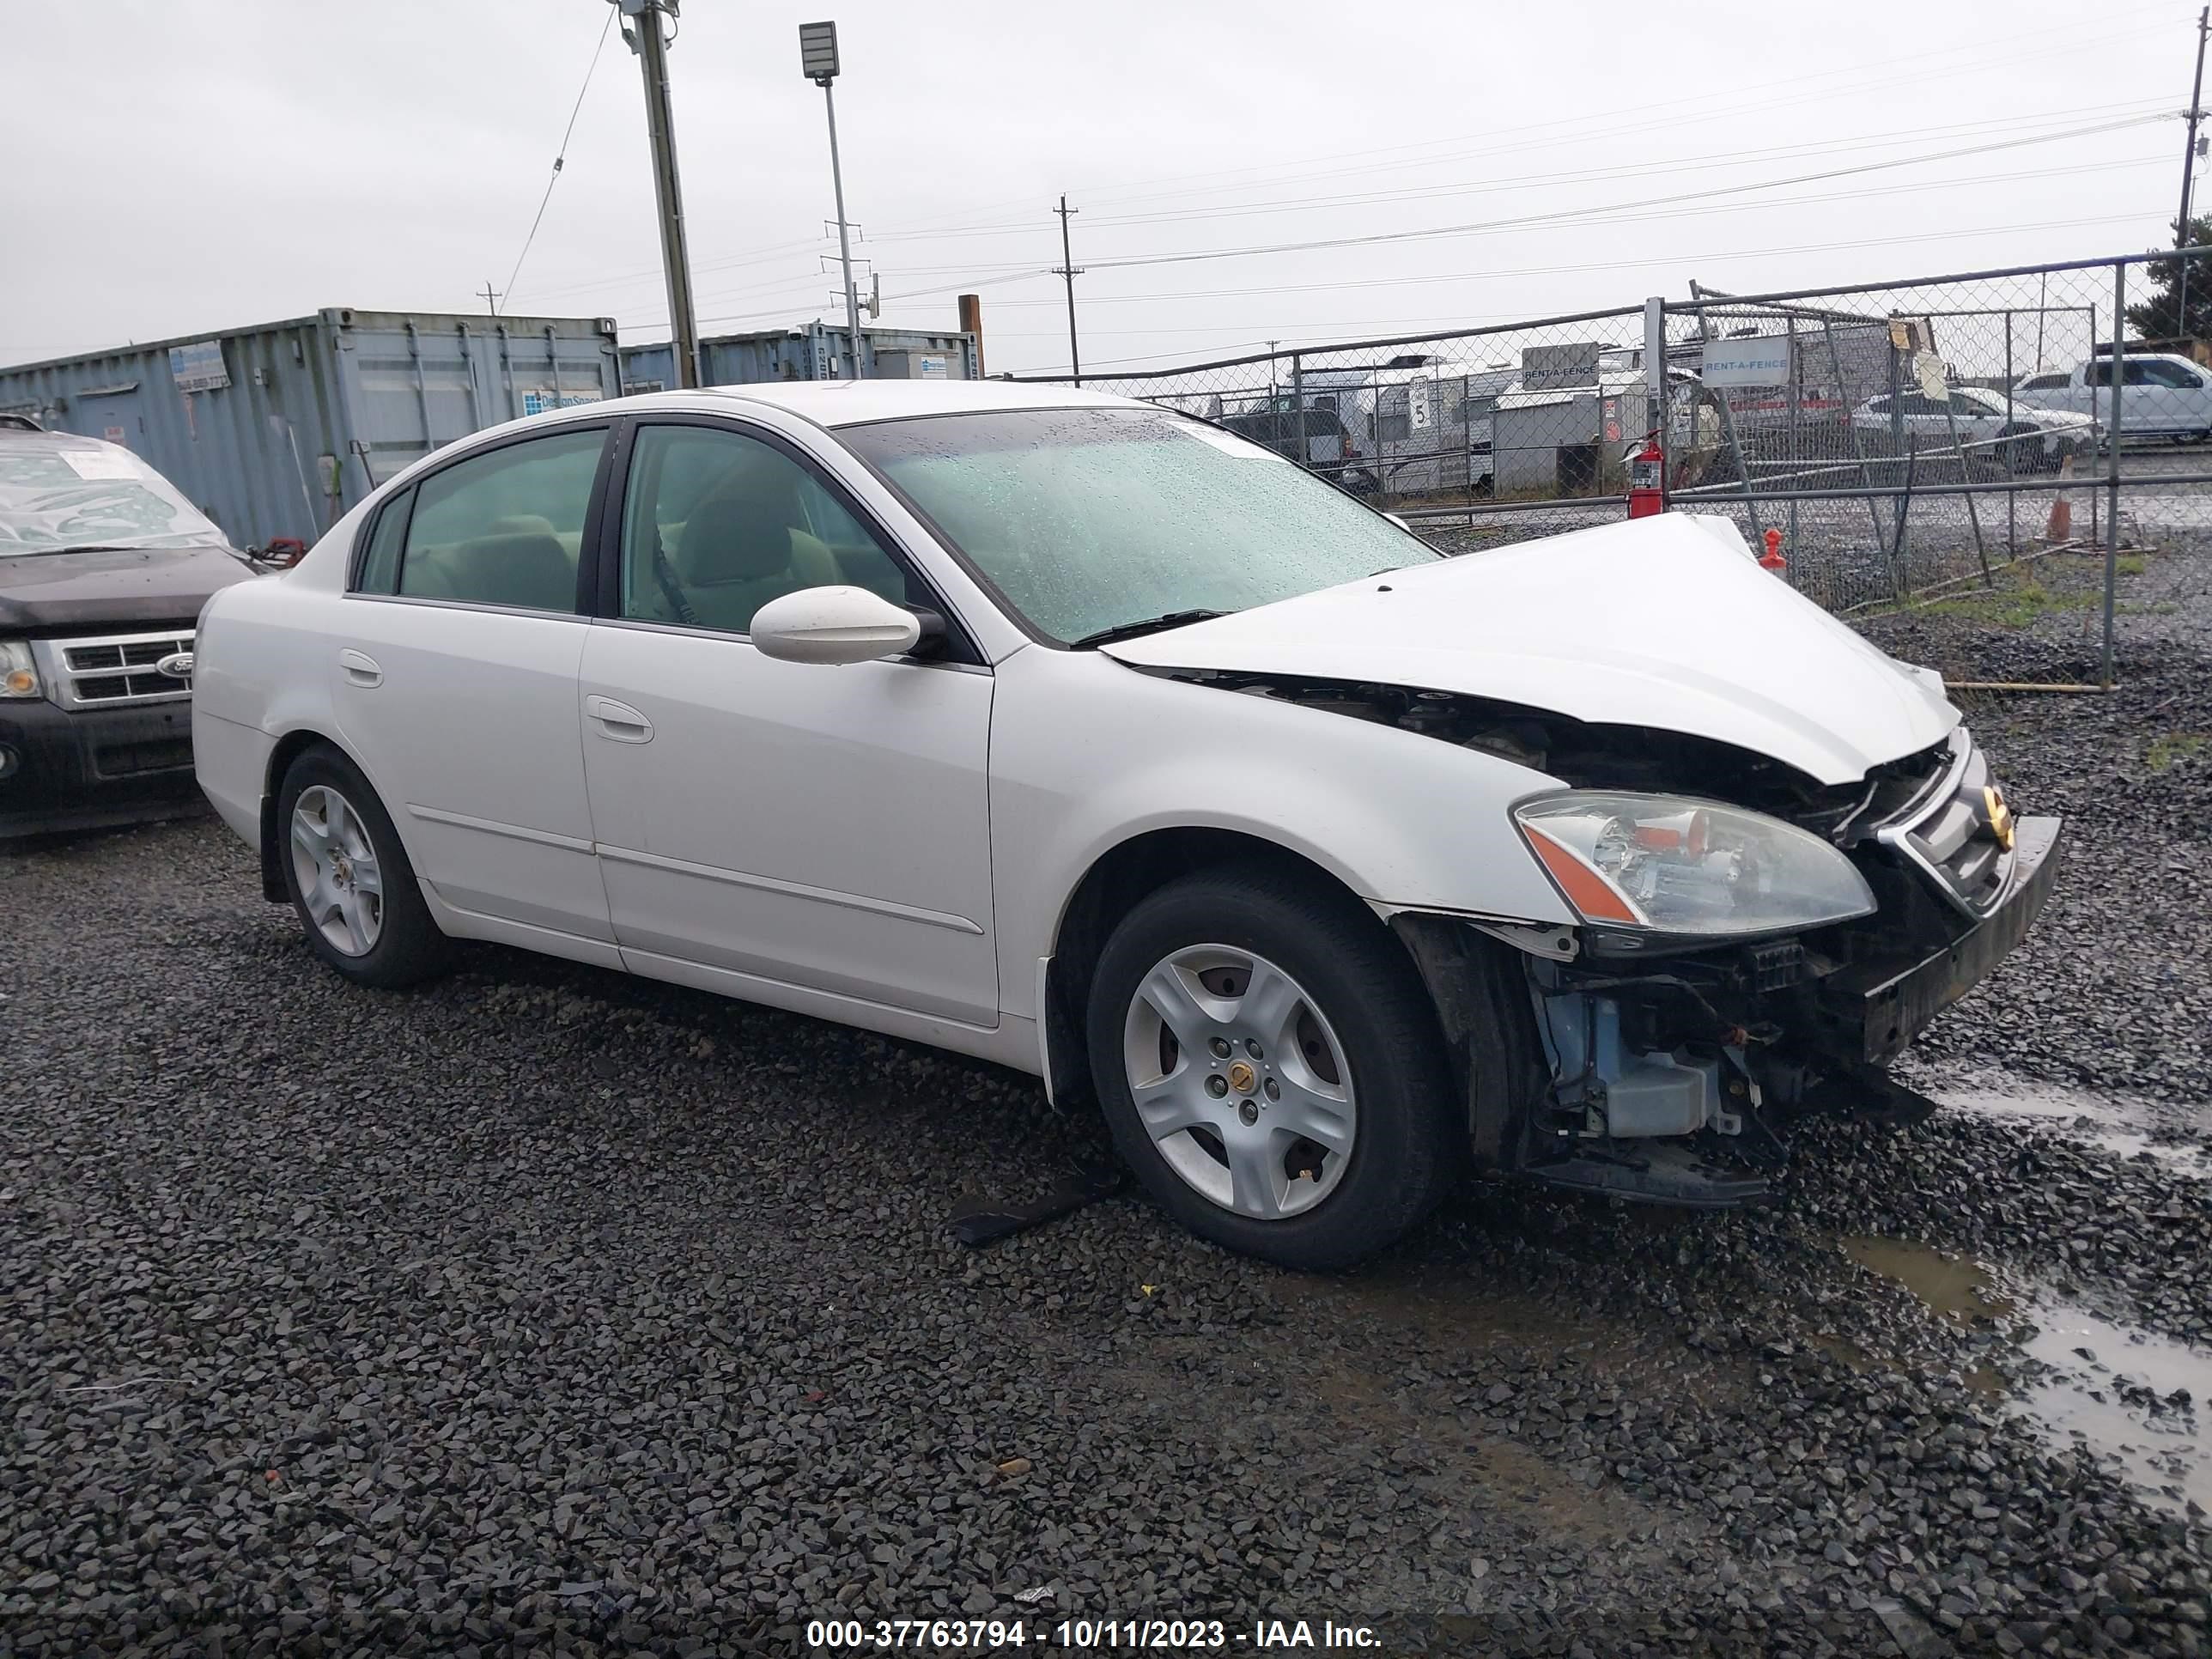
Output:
top-left (2014, 351), bottom-right (2212, 444)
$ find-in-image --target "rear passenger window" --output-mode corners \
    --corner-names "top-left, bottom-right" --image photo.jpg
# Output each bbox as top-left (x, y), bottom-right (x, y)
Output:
top-left (355, 490), bottom-right (410, 594)
top-left (396, 428), bottom-right (605, 612)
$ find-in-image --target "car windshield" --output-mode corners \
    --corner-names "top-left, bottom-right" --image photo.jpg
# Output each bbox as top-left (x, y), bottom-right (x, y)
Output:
top-left (1952, 388), bottom-right (2013, 414)
top-left (840, 405), bottom-right (1437, 643)
top-left (0, 440), bottom-right (225, 556)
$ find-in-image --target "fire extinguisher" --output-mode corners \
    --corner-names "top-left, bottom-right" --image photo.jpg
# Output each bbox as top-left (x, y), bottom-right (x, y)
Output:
top-left (1627, 435), bottom-right (1664, 519)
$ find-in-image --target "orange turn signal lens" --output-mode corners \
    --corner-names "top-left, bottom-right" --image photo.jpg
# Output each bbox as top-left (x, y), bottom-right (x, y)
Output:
top-left (2, 667), bottom-right (35, 697)
top-left (1521, 823), bottom-right (1643, 926)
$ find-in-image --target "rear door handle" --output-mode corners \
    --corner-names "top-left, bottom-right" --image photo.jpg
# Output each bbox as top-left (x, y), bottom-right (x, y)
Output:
top-left (339, 649), bottom-right (382, 688)
top-left (585, 694), bottom-right (653, 743)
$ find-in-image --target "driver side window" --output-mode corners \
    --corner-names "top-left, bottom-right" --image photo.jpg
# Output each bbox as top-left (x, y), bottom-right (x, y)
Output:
top-left (617, 424), bottom-right (911, 635)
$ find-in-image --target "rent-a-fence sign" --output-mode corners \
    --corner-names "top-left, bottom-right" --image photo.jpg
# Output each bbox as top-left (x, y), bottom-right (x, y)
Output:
top-left (1700, 337), bottom-right (1792, 389)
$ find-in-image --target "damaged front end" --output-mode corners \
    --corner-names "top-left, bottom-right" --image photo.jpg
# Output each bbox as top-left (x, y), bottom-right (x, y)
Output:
top-left (1199, 672), bottom-right (2073, 1206)
top-left (1498, 732), bottom-right (2062, 1205)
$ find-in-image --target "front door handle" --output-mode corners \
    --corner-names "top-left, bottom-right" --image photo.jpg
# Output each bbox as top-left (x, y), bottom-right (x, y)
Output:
top-left (339, 649), bottom-right (382, 689)
top-left (586, 694), bottom-right (653, 743)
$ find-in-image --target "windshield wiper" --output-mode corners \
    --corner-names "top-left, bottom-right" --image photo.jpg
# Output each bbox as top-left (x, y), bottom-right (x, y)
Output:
top-left (1070, 609), bottom-right (1229, 649)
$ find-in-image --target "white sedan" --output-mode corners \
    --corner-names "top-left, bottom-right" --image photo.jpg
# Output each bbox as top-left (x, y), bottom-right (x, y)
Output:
top-left (192, 382), bottom-right (2062, 1267)
top-left (1850, 386), bottom-right (2096, 470)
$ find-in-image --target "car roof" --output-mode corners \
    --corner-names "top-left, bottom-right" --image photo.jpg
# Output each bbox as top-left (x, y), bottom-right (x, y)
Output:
top-left (0, 428), bottom-right (133, 455)
top-left (617, 378), bottom-right (1146, 428)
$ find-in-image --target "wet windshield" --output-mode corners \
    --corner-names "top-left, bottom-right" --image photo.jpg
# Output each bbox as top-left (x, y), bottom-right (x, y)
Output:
top-left (841, 405), bottom-right (1437, 643)
top-left (0, 439), bottom-right (226, 556)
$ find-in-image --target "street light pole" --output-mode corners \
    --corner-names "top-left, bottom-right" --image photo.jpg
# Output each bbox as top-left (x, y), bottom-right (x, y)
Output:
top-left (619, 0), bottom-right (700, 388)
top-left (800, 21), bottom-right (865, 380)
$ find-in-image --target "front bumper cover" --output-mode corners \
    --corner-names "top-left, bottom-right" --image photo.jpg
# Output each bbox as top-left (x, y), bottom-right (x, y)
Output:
top-left (0, 696), bottom-right (203, 838)
top-left (1821, 813), bottom-right (2063, 1065)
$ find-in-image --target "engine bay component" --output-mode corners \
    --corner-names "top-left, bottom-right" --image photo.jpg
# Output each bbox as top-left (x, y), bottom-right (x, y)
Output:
top-left (1536, 990), bottom-right (1729, 1139)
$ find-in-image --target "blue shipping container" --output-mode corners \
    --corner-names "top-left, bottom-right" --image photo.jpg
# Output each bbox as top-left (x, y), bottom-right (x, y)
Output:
top-left (619, 322), bottom-right (977, 392)
top-left (0, 308), bottom-right (622, 550)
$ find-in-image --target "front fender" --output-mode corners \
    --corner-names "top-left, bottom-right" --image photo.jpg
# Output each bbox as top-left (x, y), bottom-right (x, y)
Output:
top-left (990, 649), bottom-right (1573, 1024)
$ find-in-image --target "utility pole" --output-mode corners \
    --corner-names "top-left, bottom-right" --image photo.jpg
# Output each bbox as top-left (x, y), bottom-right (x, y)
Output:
top-left (478, 282), bottom-right (502, 318)
top-left (1054, 195), bottom-right (1082, 386)
top-left (618, 0), bottom-right (700, 388)
top-left (2178, 4), bottom-right (2209, 332)
top-left (957, 293), bottom-right (985, 376)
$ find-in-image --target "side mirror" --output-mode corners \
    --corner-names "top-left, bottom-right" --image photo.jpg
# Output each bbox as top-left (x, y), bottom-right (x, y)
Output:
top-left (1384, 512), bottom-right (1412, 532)
top-left (750, 585), bottom-right (921, 665)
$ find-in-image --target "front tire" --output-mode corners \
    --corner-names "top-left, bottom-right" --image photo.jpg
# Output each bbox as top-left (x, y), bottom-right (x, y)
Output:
top-left (276, 744), bottom-right (451, 988)
top-left (1085, 865), bottom-right (1459, 1270)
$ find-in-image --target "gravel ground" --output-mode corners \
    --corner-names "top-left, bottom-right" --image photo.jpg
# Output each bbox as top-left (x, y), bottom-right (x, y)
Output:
top-left (4, 550), bottom-right (2210, 1657)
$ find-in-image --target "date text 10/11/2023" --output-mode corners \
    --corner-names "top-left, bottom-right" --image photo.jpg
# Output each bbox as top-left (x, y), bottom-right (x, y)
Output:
top-left (805, 1617), bottom-right (1384, 1650)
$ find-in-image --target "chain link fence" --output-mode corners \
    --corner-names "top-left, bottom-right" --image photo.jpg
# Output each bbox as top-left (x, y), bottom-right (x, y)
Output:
top-left (1018, 247), bottom-right (2212, 679)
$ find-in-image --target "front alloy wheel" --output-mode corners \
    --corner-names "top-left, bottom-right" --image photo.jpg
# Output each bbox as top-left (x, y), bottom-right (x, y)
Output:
top-left (1086, 864), bottom-right (1461, 1270)
top-left (1122, 945), bottom-right (1358, 1219)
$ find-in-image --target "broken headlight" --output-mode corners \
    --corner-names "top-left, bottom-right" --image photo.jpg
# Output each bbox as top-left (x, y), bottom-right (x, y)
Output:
top-left (1513, 791), bottom-right (1875, 938)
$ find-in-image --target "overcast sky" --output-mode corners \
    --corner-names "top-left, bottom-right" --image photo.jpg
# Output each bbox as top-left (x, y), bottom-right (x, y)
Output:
top-left (3, 0), bottom-right (2198, 379)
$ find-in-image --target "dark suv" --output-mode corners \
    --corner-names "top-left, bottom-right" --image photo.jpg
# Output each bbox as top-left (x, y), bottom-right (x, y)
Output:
top-left (1, 429), bottom-right (257, 836)
top-left (1218, 406), bottom-right (1379, 496)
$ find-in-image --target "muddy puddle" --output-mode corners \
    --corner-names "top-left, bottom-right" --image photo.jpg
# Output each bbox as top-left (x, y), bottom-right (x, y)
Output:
top-left (1917, 1071), bottom-right (2209, 1174)
top-left (1840, 1235), bottom-right (2209, 1518)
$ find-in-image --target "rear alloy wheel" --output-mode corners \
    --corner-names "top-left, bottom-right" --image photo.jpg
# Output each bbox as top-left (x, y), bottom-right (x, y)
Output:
top-left (291, 785), bottom-right (384, 958)
top-left (1086, 865), bottom-right (1460, 1269)
top-left (277, 744), bottom-right (451, 988)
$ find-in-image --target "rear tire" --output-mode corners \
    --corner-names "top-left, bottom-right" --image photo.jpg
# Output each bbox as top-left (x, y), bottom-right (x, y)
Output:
top-left (276, 744), bottom-right (451, 988)
top-left (1085, 864), bottom-right (1460, 1270)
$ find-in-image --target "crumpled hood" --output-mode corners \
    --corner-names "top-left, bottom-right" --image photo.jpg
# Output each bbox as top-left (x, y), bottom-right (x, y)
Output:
top-left (1102, 513), bottom-right (1958, 786)
top-left (0, 542), bottom-right (255, 632)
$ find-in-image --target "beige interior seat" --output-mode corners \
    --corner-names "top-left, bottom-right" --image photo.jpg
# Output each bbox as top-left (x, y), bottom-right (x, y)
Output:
top-left (672, 453), bottom-right (842, 632)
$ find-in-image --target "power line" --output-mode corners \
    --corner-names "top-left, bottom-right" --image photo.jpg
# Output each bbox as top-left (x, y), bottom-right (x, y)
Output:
top-left (1053, 9), bottom-right (2179, 216)
top-left (863, 100), bottom-right (2172, 245)
top-left (1074, 107), bottom-right (2175, 232)
top-left (622, 133), bottom-right (2168, 343)
top-left (980, 152), bottom-right (2172, 308)
top-left (882, 124), bottom-right (2167, 313)
top-left (502, 6), bottom-right (617, 307)
top-left (509, 21), bottom-right (2175, 313)
top-left (1073, 114), bottom-right (2170, 276)
top-left (1010, 210), bottom-right (2158, 374)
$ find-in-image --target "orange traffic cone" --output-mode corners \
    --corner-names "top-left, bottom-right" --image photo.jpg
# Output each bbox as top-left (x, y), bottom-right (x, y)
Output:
top-left (2045, 455), bottom-right (2074, 543)
top-left (1759, 527), bottom-right (1788, 571)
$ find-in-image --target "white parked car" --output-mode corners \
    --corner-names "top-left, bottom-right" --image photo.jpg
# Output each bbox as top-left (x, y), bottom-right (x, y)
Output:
top-left (191, 384), bottom-right (2062, 1268)
top-left (1850, 386), bottom-right (2097, 470)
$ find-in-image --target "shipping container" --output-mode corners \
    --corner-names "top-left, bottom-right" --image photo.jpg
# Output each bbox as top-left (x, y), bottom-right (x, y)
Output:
top-left (618, 322), bottom-right (977, 392)
top-left (0, 309), bottom-right (621, 550)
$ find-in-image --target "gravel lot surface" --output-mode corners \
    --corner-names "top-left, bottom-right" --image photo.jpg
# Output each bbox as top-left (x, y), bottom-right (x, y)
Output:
top-left (4, 549), bottom-right (2210, 1656)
